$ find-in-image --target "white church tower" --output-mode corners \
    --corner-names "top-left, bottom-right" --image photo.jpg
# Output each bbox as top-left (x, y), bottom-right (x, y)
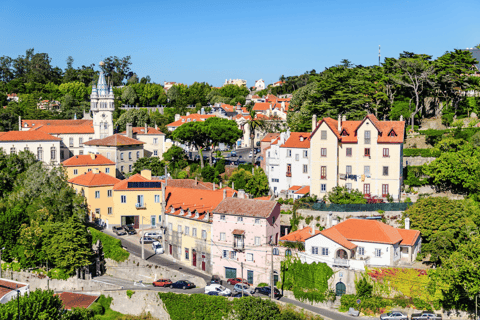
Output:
top-left (91, 61), bottom-right (114, 139)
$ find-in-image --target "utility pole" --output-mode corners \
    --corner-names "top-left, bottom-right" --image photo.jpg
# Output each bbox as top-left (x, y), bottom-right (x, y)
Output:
top-left (141, 216), bottom-right (145, 260)
top-left (241, 262), bottom-right (244, 297)
top-left (0, 247), bottom-right (4, 279)
top-left (271, 245), bottom-right (274, 300)
top-left (161, 177), bottom-right (166, 252)
top-left (476, 295), bottom-right (478, 320)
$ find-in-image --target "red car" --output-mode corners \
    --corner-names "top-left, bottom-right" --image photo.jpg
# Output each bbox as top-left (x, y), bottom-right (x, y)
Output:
top-left (153, 279), bottom-right (172, 287)
top-left (227, 278), bottom-right (249, 285)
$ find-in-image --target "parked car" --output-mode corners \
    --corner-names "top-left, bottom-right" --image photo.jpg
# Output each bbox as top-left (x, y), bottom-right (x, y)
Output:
top-left (254, 286), bottom-right (281, 297)
top-left (204, 284), bottom-right (231, 296)
top-left (170, 280), bottom-right (195, 290)
top-left (248, 151), bottom-right (253, 158)
top-left (380, 311), bottom-right (408, 320)
top-left (232, 292), bottom-right (251, 298)
top-left (152, 241), bottom-right (164, 254)
top-left (144, 232), bottom-right (162, 240)
top-left (112, 226), bottom-right (127, 236)
top-left (231, 151), bottom-right (237, 157)
top-left (411, 311), bottom-right (442, 320)
top-left (153, 279), bottom-right (172, 287)
top-left (227, 278), bottom-right (248, 285)
top-left (139, 236), bottom-right (155, 244)
top-left (210, 275), bottom-right (221, 284)
top-left (233, 283), bottom-right (254, 295)
top-left (206, 291), bottom-right (220, 296)
top-left (123, 225), bottom-right (137, 235)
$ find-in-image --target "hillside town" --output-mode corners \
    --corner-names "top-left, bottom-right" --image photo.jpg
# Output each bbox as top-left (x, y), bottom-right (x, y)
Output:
top-left (1, 9), bottom-right (480, 318)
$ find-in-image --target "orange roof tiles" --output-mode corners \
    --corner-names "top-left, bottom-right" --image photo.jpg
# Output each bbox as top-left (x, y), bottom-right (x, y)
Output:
top-left (397, 228), bottom-right (421, 246)
top-left (166, 114), bottom-right (215, 128)
top-left (280, 227), bottom-right (321, 243)
top-left (254, 196), bottom-right (272, 201)
top-left (232, 229), bottom-right (245, 235)
top-left (266, 94), bottom-right (278, 102)
top-left (62, 154), bottom-right (115, 167)
top-left (288, 185), bottom-right (302, 191)
top-left (214, 198), bottom-right (279, 218)
top-left (0, 130), bottom-right (61, 141)
top-left (120, 127), bottom-right (164, 135)
top-left (114, 173), bottom-right (161, 191)
top-left (84, 134), bottom-right (144, 146)
top-left (261, 133), bottom-right (280, 142)
top-left (295, 186), bottom-right (310, 194)
top-left (252, 102), bottom-right (271, 111)
top-left (69, 171), bottom-right (120, 187)
top-left (22, 119), bottom-right (94, 134)
top-left (0, 280), bottom-right (26, 300)
top-left (56, 292), bottom-right (99, 310)
top-left (280, 132), bottom-right (311, 149)
top-left (319, 227), bottom-right (357, 250)
top-left (220, 104), bottom-right (235, 112)
top-left (377, 121), bottom-right (405, 143)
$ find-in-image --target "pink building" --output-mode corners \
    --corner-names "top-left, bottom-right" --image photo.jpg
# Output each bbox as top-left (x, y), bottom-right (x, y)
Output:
top-left (211, 198), bottom-right (282, 286)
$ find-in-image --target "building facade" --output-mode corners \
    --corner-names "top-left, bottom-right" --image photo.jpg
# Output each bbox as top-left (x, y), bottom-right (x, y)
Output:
top-left (0, 131), bottom-right (61, 165)
top-left (121, 124), bottom-right (166, 159)
top-left (62, 154), bottom-right (116, 180)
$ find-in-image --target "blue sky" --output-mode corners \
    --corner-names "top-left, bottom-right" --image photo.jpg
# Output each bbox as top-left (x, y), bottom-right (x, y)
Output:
top-left (1, 0), bottom-right (479, 87)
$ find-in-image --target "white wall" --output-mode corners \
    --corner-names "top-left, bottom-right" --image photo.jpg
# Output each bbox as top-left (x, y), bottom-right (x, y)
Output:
top-left (0, 140), bottom-right (61, 165)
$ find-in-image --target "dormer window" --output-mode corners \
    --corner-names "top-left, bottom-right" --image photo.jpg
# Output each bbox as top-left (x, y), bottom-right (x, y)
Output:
top-left (341, 129), bottom-right (348, 136)
top-left (180, 208), bottom-right (184, 215)
top-left (182, 119), bottom-right (185, 122)
top-left (170, 206), bottom-right (175, 213)
top-left (389, 129), bottom-right (397, 137)
top-left (195, 211), bottom-right (199, 218)
top-left (187, 119), bottom-right (191, 122)
top-left (300, 137), bottom-right (304, 142)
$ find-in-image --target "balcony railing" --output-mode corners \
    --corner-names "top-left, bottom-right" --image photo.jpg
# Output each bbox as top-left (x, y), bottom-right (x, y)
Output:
top-left (333, 258), bottom-right (349, 267)
top-left (135, 203), bottom-right (146, 209)
top-left (233, 241), bottom-right (245, 251)
top-left (286, 172), bottom-right (292, 177)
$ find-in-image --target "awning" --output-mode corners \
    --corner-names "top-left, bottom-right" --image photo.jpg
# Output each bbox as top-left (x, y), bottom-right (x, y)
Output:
top-left (232, 229), bottom-right (245, 235)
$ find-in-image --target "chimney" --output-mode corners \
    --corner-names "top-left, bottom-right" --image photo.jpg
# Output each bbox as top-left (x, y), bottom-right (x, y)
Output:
top-left (232, 182), bottom-right (234, 191)
top-left (195, 176), bottom-right (198, 185)
top-left (90, 153), bottom-right (96, 160)
top-left (213, 183), bottom-right (215, 190)
top-left (220, 182), bottom-right (222, 189)
top-left (338, 114), bottom-right (342, 132)
top-left (238, 189), bottom-right (245, 199)
top-left (186, 112), bottom-right (190, 116)
top-left (311, 114), bottom-right (317, 133)
top-left (18, 116), bottom-right (21, 131)
top-left (175, 114), bottom-right (181, 122)
top-left (405, 216), bottom-right (410, 230)
top-left (141, 169), bottom-right (152, 180)
top-left (155, 123), bottom-right (158, 130)
top-left (400, 115), bottom-right (404, 121)
top-left (164, 167), bottom-right (168, 186)
top-left (223, 189), bottom-right (227, 199)
top-left (342, 115), bottom-right (346, 122)
top-left (145, 123), bottom-right (148, 134)
top-left (327, 211), bottom-right (333, 229)
top-left (126, 123), bottom-right (133, 138)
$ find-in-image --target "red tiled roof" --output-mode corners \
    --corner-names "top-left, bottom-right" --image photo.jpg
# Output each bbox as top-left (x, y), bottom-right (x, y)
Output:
top-left (254, 196), bottom-right (272, 200)
top-left (114, 173), bottom-right (161, 191)
top-left (0, 280), bottom-right (26, 300)
top-left (295, 186), bottom-right (310, 194)
top-left (280, 227), bottom-right (321, 242)
top-left (261, 133), bottom-right (280, 142)
top-left (214, 198), bottom-right (279, 218)
top-left (280, 132), bottom-right (311, 149)
top-left (397, 228), bottom-right (421, 246)
top-left (69, 171), bottom-right (120, 187)
top-left (319, 227), bottom-right (357, 250)
top-left (56, 292), bottom-right (99, 310)
top-left (62, 154), bottom-right (115, 167)
top-left (377, 121), bottom-right (405, 143)
top-left (266, 94), bottom-right (278, 101)
top-left (252, 102), bottom-right (271, 111)
top-left (155, 178), bottom-right (233, 192)
top-left (232, 229), bottom-right (245, 235)
top-left (0, 131), bottom-right (61, 141)
top-left (251, 95), bottom-right (261, 99)
top-left (83, 134), bottom-right (144, 146)
top-left (220, 104), bottom-right (235, 112)
top-left (166, 114), bottom-right (215, 128)
top-left (288, 185), bottom-right (302, 191)
top-left (120, 127), bottom-right (164, 135)
top-left (22, 120), bottom-right (94, 134)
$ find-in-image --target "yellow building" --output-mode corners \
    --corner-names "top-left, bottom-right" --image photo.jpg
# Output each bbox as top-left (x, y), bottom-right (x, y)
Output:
top-left (310, 114), bottom-right (405, 200)
top-left (164, 187), bottom-right (236, 273)
top-left (68, 170), bottom-right (120, 222)
top-left (112, 170), bottom-right (163, 229)
top-left (62, 154), bottom-right (116, 180)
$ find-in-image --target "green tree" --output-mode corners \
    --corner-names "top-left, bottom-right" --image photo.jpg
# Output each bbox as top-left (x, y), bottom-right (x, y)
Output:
top-left (0, 289), bottom-right (64, 320)
top-left (246, 108), bottom-right (266, 164)
top-left (171, 121), bottom-right (209, 168)
top-left (204, 117), bottom-right (242, 163)
top-left (246, 167), bottom-right (270, 197)
top-left (325, 186), bottom-right (366, 204)
top-left (58, 81), bottom-right (88, 101)
top-left (115, 108), bottom-right (150, 131)
top-left (201, 165), bottom-right (216, 183)
top-left (163, 145), bottom-right (188, 172)
top-left (121, 86), bottom-right (138, 106)
top-left (233, 297), bottom-right (280, 320)
top-left (133, 157), bottom-right (165, 176)
top-left (100, 55), bottom-right (133, 86)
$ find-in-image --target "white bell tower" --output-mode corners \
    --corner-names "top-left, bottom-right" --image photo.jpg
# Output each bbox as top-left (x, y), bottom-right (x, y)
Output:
top-left (91, 61), bottom-right (114, 139)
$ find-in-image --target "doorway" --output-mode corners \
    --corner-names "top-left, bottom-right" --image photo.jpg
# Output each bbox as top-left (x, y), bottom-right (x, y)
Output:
top-left (247, 270), bottom-right (253, 285)
top-left (201, 254), bottom-right (206, 271)
top-left (192, 249), bottom-right (197, 267)
top-left (336, 282), bottom-right (346, 296)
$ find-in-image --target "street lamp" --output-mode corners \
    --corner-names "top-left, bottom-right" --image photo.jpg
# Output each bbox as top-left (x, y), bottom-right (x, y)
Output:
top-left (141, 216), bottom-right (145, 260)
top-left (0, 247), bottom-right (5, 279)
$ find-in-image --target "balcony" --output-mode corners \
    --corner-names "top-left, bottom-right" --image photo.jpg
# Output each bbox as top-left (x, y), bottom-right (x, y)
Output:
top-left (333, 258), bottom-right (349, 267)
top-left (286, 172), bottom-right (292, 177)
top-left (135, 203), bottom-right (146, 210)
top-left (233, 233), bottom-right (245, 251)
top-left (233, 241), bottom-right (245, 251)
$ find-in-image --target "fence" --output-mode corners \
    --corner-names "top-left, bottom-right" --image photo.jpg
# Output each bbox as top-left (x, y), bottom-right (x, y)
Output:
top-left (302, 202), bottom-right (413, 212)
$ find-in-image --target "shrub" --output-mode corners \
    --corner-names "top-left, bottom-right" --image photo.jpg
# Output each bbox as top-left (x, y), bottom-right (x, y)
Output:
top-left (47, 268), bottom-right (71, 280)
top-left (257, 282), bottom-right (268, 287)
top-left (403, 149), bottom-right (440, 157)
top-left (159, 292), bottom-right (232, 320)
top-left (201, 165), bottom-right (216, 182)
top-left (233, 297), bottom-right (280, 320)
top-left (355, 277), bottom-right (373, 298)
top-left (127, 290), bottom-right (135, 299)
top-left (88, 227), bottom-right (129, 262)
top-left (89, 302), bottom-right (105, 315)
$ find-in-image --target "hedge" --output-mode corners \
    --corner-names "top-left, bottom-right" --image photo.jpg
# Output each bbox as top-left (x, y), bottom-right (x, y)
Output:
top-left (403, 166), bottom-right (429, 187)
top-left (88, 227), bottom-right (129, 262)
top-left (403, 148), bottom-right (440, 157)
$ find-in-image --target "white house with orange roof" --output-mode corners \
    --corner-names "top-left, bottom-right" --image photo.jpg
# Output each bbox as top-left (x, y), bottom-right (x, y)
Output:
top-left (259, 133), bottom-right (280, 170)
top-left (265, 130), bottom-right (311, 196)
top-left (301, 218), bottom-right (421, 270)
top-left (120, 124), bottom-right (166, 159)
top-left (254, 79), bottom-right (265, 91)
top-left (0, 130), bottom-right (61, 165)
top-left (166, 113), bottom-right (216, 132)
top-left (310, 114), bottom-right (405, 200)
top-left (62, 153), bottom-right (116, 179)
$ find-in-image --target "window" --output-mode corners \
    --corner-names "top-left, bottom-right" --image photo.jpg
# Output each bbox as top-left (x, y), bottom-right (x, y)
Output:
top-left (268, 151), bottom-right (271, 158)
top-left (287, 149), bottom-right (292, 157)
top-left (346, 148), bottom-right (352, 157)
top-left (107, 190), bottom-right (112, 197)
top-left (375, 248), bottom-right (382, 257)
top-left (363, 184), bottom-right (370, 195)
top-left (389, 129), bottom-right (397, 137)
top-left (121, 195), bottom-right (127, 203)
top-left (230, 251), bottom-right (236, 259)
top-left (357, 247), bottom-right (365, 255)
top-left (168, 223), bottom-right (172, 232)
top-left (79, 137), bottom-right (83, 145)
top-left (271, 178), bottom-right (279, 183)
top-left (382, 184), bottom-right (389, 197)
top-left (287, 163), bottom-right (291, 175)
top-left (88, 168), bottom-right (92, 172)
top-left (202, 230), bottom-right (207, 239)
top-left (383, 166), bottom-right (389, 176)
top-left (24, 147), bottom-right (29, 152)
top-left (237, 217), bottom-right (243, 222)
top-left (178, 225), bottom-right (182, 233)
top-left (185, 248), bottom-right (189, 260)
top-left (136, 151), bottom-right (140, 159)
top-left (321, 148), bottom-right (327, 157)
top-left (255, 218), bottom-right (260, 224)
top-left (303, 150), bottom-right (308, 158)
top-left (321, 184), bottom-right (327, 192)
top-left (346, 165), bottom-right (352, 175)
top-left (73, 169), bottom-right (78, 175)
top-left (104, 122), bottom-right (107, 129)
top-left (321, 166), bottom-right (326, 179)
top-left (346, 183), bottom-right (352, 190)
top-left (106, 168), bottom-right (110, 174)
top-left (154, 150), bottom-right (158, 156)
top-left (383, 148), bottom-right (389, 157)
top-left (37, 147), bottom-right (43, 161)
top-left (246, 253), bottom-right (253, 261)
top-left (129, 165), bottom-right (132, 172)
top-left (220, 232), bottom-right (226, 241)
top-left (363, 166), bottom-right (370, 175)
top-left (192, 228), bottom-right (197, 237)
top-left (303, 165), bottom-right (308, 173)
top-left (295, 154), bottom-right (299, 161)
top-left (120, 153), bottom-right (124, 161)
top-left (69, 137), bottom-right (74, 147)
top-left (108, 207), bottom-right (112, 215)
top-left (255, 237), bottom-right (260, 246)
top-left (153, 138), bottom-right (158, 144)
top-left (273, 248), bottom-right (279, 255)
top-left (286, 249), bottom-right (292, 256)
top-left (107, 153), bottom-right (111, 160)
top-left (220, 215), bottom-right (226, 220)
top-left (321, 130), bottom-right (327, 140)
top-left (95, 208), bottom-right (100, 215)
top-left (223, 250), bottom-right (228, 258)
top-left (95, 191), bottom-right (100, 199)
top-left (154, 195), bottom-right (160, 203)
top-left (9, 147), bottom-right (15, 155)
top-left (364, 130), bottom-right (371, 144)
top-left (79, 150), bottom-right (83, 155)
top-left (321, 248), bottom-right (329, 256)
top-left (128, 152), bottom-right (132, 160)
top-left (311, 246), bottom-right (319, 255)
top-left (184, 226), bottom-right (189, 236)
top-left (364, 148), bottom-right (370, 157)
top-left (271, 166), bottom-right (274, 172)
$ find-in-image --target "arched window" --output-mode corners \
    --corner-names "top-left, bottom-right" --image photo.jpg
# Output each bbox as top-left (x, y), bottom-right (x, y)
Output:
top-left (10, 147), bottom-right (15, 155)
top-left (24, 147), bottom-right (29, 152)
top-left (285, 249), bottom-right (292, 256)
top-left (273, 248), bottom-right (279, 255)
top-left (104, 122), bottom-right (108, 130)
top-left (51, 146), bottom-right (56, 161)
top-left (37, 147), bottom-right (43, 161)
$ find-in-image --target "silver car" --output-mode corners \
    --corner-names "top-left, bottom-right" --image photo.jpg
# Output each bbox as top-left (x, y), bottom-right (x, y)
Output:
top-left (233, 283), bottom-right (254, 295)
top-left (380, 311), bottom-right (408, 320)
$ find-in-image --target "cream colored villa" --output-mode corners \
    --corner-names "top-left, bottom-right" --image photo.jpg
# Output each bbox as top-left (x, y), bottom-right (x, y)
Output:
top-left (310, 114), bottom-right (405, 201)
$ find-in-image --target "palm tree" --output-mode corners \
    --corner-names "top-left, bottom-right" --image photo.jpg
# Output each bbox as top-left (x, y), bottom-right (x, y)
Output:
top-left (247, 107), bottom-right (266, 165)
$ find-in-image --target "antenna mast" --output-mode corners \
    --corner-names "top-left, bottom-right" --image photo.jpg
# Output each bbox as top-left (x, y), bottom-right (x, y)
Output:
top-left (378, 45), bottom-right (381, 66)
